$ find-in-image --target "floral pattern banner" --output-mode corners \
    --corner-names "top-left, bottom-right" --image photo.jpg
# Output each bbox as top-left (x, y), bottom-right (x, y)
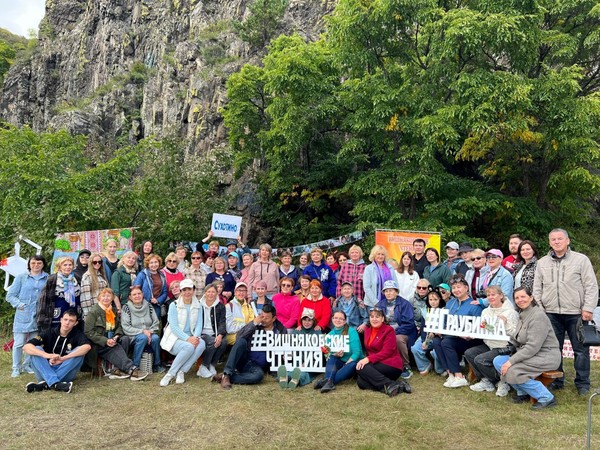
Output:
top-left (51, 228), bottom-right (135, 270)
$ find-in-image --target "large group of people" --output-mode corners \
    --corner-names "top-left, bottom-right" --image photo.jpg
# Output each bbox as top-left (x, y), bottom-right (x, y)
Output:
top-left (6, 229), bottom-right (598, 408)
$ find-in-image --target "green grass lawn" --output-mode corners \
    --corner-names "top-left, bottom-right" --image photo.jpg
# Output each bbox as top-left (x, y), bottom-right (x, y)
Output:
top-left (0, 349), bottom-right (598, 450)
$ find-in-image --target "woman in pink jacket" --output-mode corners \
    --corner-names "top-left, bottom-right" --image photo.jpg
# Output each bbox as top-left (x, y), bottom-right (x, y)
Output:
top-left (246, 244), bottom-right (280, 298)
top-left (272, 277), bottom-right (300, 330)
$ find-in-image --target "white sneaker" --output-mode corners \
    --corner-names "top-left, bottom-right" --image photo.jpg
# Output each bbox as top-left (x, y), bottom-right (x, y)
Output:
top-left (209, 365), bottom-right (217, 376)
top-left (449, 377), bottom-right (469, 388)
top-left (496, 381), bottom-right (511, 397)
top-left (443, 374), bottom-right (456, 388)
top-left (176, 371), bottom-right (185, 384)
top-left (470, 378), bottom-right (495, 392)
top-left (197, 365), bottom-right (213, 378)
top-left (160, 373), bottom-right (174, 387)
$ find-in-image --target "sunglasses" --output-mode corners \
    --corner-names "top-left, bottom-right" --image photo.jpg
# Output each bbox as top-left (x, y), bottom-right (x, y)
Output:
top-left (191, 256), bottom-right (202, 260)
top-left (166, 259), bottom-right (177, 263)
top-left (281, 283), bottom-right (293, 288)
top-left (473, 256), bottom-right (484, 260)
top-left (486, 255), bottom-right (499, 259)
top-left (417, 286), bottom-right (428, 290)
top-left (440, 289), bottom-right (448, 294)
top-left (92, 261), bottom-right (102, 265)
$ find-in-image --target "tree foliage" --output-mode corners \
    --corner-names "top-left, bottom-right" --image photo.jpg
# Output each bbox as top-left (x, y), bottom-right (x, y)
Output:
top-left (234, 0), bottom-right (289, 50)
top-left (0, 28), bottom-right (27, 86)
top-left (224, 0), bottom-right (600, 247)
top-left (0, 124), bottom-right (232, 260)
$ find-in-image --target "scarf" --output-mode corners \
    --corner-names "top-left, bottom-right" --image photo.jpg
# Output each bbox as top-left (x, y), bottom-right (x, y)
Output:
top-left (375, 263), bottom-right (392, 302)
top-left (59, 273), bottom-right (76, 307)
top-left (105, 307), bottom-right (116, 332)
top-left (124, 264), bottom-right (137, 283)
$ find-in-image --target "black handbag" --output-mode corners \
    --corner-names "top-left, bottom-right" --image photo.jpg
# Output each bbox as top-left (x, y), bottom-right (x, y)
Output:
top-left (576, 318), bottom-right (600, 346)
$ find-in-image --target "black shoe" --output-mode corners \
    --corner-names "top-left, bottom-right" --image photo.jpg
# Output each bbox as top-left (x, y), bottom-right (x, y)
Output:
top-left (314, 378), bottom-right (327, 390)
top-left (320, 379), bottom-right (336, 393)
top-left (548, 380), bottom-right (564, 391)
top-left (399, 380), bottom-right (412, 394)
top-left (578, 387), bottom-right (590, 396)
top-left (26, 381), bottom-right (48, 393)
top-left (531, 398), bottom-right (558, 410)
top-left (52, 381), bottom-right (73, 393)
top-left (385, 382), bottom-right (402, 397)
top-left (512, 394), bottom-right (531, 404)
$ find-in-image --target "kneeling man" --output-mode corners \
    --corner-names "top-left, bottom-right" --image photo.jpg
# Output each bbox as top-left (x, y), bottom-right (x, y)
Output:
top-left (216, 304), bottom-right (286, 389)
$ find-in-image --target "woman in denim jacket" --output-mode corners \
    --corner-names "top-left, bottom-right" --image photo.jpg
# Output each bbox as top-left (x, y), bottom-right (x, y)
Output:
top-left (7, 255), bottom-right (48, 377)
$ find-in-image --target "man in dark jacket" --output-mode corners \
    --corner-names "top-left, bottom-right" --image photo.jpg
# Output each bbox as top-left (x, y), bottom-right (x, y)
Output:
top-left (23, 309), bottom-right (91, 393)
top-left (216, 304), bottom-right (286, 389)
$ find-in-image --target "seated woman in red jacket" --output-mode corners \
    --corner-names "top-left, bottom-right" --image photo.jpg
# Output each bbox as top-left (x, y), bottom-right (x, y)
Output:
top-left (356, 307), bottom-right (411, 397)
top-left (297, 280), bottom-right (332, 332)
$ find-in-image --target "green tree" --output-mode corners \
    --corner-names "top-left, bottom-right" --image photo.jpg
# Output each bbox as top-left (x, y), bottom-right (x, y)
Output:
top-left (234, 0), bottom-right (289, 50)
top-left (225, 0), bottom-right (600, 247)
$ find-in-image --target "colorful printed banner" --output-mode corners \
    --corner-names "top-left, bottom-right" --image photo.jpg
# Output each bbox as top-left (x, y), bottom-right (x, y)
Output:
top-left (186, 230), bottom-right (367, 258)
top-left (375, 229), bottom-right (441, 263)
top-left (52, 228), bottom-right (135, 270)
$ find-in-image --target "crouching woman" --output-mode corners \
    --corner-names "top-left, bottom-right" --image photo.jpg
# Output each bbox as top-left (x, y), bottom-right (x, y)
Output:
top-left (159, 279), bottom-right (206, 386)
top-left (493, 287), bottom-right (561, 409)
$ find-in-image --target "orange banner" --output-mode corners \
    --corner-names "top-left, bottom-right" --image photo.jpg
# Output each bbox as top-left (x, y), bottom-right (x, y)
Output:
top-left (375, 229), bottom-right (441, 263)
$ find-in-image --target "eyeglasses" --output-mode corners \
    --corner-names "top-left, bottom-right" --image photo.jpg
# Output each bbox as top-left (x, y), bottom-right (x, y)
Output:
top-left (281, 283), bottom-right (293, 288)
top-left (486, 255), bottom-right (499, 259)
top-left (166, 259), bottom-right (177, 263)
top-left (417, 286), bottom-right (428, 290)
top-left (473, 256), bottom-right (484, 260)
top-left (92, 261), bottom-right (102, 265)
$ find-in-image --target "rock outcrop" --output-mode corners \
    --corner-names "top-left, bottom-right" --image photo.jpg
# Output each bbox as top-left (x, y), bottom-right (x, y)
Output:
top-left (0, 0), bottom-right (333, 148)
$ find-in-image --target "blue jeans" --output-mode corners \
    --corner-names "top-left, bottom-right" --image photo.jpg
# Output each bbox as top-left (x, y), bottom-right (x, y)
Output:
top-left (410, 337), bottom-right (443, 373)
top-left (168, 339), bottom-right (206, 376)
top-left (131, 333), bottom-right (161, 368)
top-left (493, 355), bottom-right (553, 402)
top-left (547, 313), bottom-right (590, 390)
top-left (13, 331), bottom-right (35, 371)
top-left (324, 356), bottom-right (357, 384)
top-left (30, 348), bottom-right (85, 386)
top-left (224, 337), bottom-right (264, 385)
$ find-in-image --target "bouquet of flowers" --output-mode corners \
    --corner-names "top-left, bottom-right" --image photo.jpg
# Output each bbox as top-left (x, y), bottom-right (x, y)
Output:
top-left (480, 321), bottom-right (495, 333)
top-left (321, 345), bottom-right (331, 360)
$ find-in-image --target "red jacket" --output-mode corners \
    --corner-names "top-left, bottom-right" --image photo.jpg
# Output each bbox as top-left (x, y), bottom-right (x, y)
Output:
top-left (364, 324), bottom-right (403, 370)
top-left (298, 296), bottom-right (332, 329)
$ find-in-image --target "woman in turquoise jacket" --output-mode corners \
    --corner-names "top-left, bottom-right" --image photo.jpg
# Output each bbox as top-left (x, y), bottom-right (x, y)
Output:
top-left (315, 310), bottom-right (364, 393)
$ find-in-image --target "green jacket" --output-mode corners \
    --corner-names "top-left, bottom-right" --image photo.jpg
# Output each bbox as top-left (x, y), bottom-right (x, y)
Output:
top-left (110, 266), bottom-right (136, 302)
top-left (84, 303), bottom-right (123, 347)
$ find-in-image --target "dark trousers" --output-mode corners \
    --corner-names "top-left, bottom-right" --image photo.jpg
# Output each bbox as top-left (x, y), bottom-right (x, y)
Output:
top-left (223, 337), bottom-right (264, 385)
top-left (464, 344), bottom-right (503, 382)
top-left (547, 313), bottom-right (590, 390)
top-left (201, 334), bottom-right (227, 367)
top-left (97, 336), bottom-right (133, 372)
top-left (432, 336), bottom-right (482, 374)
top-left (356, 362), bottom-right (402, 392)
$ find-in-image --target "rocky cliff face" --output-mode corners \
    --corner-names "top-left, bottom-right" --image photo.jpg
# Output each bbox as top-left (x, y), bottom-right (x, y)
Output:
top-left (0, 0), bottom-right (333, 150)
